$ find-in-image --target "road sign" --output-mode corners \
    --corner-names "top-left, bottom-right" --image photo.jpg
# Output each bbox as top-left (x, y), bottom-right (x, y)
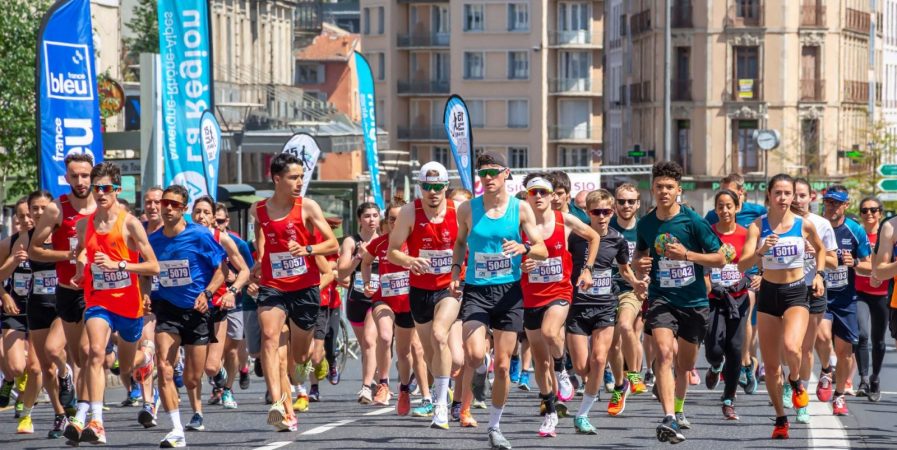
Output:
top-left (838, 149), bottom-right (864, 160)
top-left (877, 192), bottom-right (897, 201)
top-left (628, 150), bottom-right (647, 158)
top-left (877, 178), bottom-right (897, 192)
top-left (878, 164), bottom-right (897, 177)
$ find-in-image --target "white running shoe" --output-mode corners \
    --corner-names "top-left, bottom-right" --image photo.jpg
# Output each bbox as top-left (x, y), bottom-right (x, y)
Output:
top-left (539, 412), bottom-right (558, 437)
top-left (557, 370), bottom-right (574, 402)
top-left (430, 404), bottom-right (449, 430)
top-left (159, 430), bottom-right (186, 448)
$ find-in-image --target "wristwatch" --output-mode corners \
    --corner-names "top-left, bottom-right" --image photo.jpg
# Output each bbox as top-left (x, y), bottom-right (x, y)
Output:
top-left (203, 289), bottom-right (214, 299)
top-left (523, 243), bottom-right (532, 255)
top-left (227, 286), bottom-right (239, 295)
top-left (305, 245), bottom-right (314, 255)
top-left (118, 261), bottom-right (127, 271)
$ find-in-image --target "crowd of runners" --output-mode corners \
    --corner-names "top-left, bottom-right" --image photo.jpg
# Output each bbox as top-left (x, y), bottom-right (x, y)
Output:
top-left (0, 150), bottom-right (895, 449)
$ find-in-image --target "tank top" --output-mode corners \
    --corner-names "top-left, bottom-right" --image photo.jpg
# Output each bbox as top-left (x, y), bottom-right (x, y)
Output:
top-left (84, 210), bottom-right (142, 319)
top-left (407, 199), bottom-right (457, 290)
top-left (211, 229), bottom-right (228, 307)
top-left (257, 198), bottom-right (320, 292)
top-left (52, 194), bottom-right (90, 287)
top-left (368, 233), bottom-right (411, 312)
top-left (465, 196), bottom-right (522, 286)
top-left (856, 229), bottom-right (887, 296)
top-left (521, 210), bottom-right (572, 308)
top-left (350, 233), bottom-right (379, 301)
top-left (709, 224), bottom-right (747, 289)
top-left (7, 233), bottom-right (30, 310)
top-left (759, 215), bottom-right (805, 271)
top-left (27, 229), bottom-right (58, 304)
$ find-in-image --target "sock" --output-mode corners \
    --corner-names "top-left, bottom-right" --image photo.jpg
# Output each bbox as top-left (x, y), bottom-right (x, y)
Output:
top-left (674, 397), bottom-right (685, 414)
top-left (75, 401), bottom-right (90, 423)
top-left (577, 393), bottom-right (597, 417)
top-left (665, 413), bottom-right (675, 421)
top-left (488, 404), bottom-right (504, 429)
top-left (614, 382), bottom-right (626, 393)
top-left (311, 384), bottom-right (318, 391)
top-left (22, 406), bottom-right (32, 418)
top-left (789, 378), bottom-right (802, 391)
top-left (775, 415), bottom-right (788, 426)
top-left (400, 383), bottom-right (410, 393)
top-left (434, 376), bottom-right (450, 406)
top-left (169, 410), bottom-right (183, 432)
top-left (822, 365), bottom-right (833, 374)
top-left (90, 402), bottom-right (103, 423)
top-left (553, 358), bottom-right (564, 373)
top-left (475, 362), bottom-right (488, 375)
top-left (834, 391), bottom-right (843, 397)
top-left (297, 385), bottom-right (307, 395)
top-left (379, 378), bottom-right (388, 386)
top-left (540, 393), bottom-right (556, 414)
top-left (829, 355), bottom-right (837, 368)
top-left (451, 400), bottom-right (461, 408)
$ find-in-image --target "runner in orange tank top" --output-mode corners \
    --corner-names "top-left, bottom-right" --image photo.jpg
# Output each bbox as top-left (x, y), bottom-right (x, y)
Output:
top-left (67, 162), bottom-right (159, 445)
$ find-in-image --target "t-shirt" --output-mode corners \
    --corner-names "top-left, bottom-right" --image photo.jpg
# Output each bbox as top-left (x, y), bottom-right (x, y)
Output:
top-left (230, 234), bottom-right (256, 310)
top-left (569, 227), bottom-right (629, 306)
top-left (855, 229), bottom-right (887, 295)
top-left (709, 224), bottom-right (747, 289)
top-left (568, 201), bottom-right (590, 225)
top-left (705, 201), bottom-right (767, 228)
top-left (636, 206), bottom-right (722, 308)
top-left (609, 216), bottom-right (638, 293)
top-left (825, 218), bottom-right (871, 305)
top-left (804, 213), bottom-right (838, 286)
top-left (149, 223), bottom-right (227, 309)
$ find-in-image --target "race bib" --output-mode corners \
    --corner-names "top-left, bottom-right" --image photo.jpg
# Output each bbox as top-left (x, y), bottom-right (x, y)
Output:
top-left (13, 272), bottom-right (31, 296)
top-left (353, 273), bottom-right (380, 292)
top-left (825, 265), bottom-right (849, 290)
top-left (587, 268), bottom-right (613, 296)
top-left (32, 270), bottom-right (57, 295)
top-left (626, 241), bottom-right (636, 261)
top-left (270, 252), bottom-right (307, 278)
top-left (380, 271), bottom-right (410, 297)
top-left (658, 260), bottom-right (696, 288)
top-left (420, 249), bottom-right (453, 274)
top-left (159, 260), bottom-right (192, 288)
top-left (527, 257), bottom-right (563, 284)
top-left (474, 252), bottom-right (512, 280)
top-left (91, 264), bottom-right (131, 290)
top-left (762, 237), bottom-right (804, 269)
top-left (710, 264), bottom-right (742, 288)
top-left (151, 276), bottom-right (160, 292)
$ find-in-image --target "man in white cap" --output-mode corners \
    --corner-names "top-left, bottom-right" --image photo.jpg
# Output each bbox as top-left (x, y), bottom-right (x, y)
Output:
top-left (388, 161), bottom-right (464, 429)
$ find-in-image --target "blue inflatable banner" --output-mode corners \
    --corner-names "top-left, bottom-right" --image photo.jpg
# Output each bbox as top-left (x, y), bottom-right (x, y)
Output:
top-left (199, 110), bottom-right (221, 199)
top-left (353, 52), bottom-right (384, 209)
top-left (157, 0), bottom-right (214, 207)
top-left (36, 0), bottom-right (104, 198)
top-left (443, 95), bottom-right (474, 191)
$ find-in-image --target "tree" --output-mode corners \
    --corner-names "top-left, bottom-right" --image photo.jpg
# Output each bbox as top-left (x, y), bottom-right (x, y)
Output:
top-left (124, 0), bottom-right (158, 57)
top-left (0, 0), bottom-right (51, 205)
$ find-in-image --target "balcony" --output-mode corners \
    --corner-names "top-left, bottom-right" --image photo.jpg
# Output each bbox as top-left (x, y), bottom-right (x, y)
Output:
top-left (397, 126), bottom-right (444, 141)
top-left (548, 30), bottom-right (595, 46)
top-left (800, 4), bottom-right (826, 27)
top-left (549, 126), bottom-right (601, 142)
top-left (397, 32), bottom-right (450, 48)
top-left (844, 80), bottom-right (868, 103)
top-left (671, 79), bottom-right (692, 101)
top-left (726, 2), bottom-right (764, 28)
top-left (630, 9), bottom-right (652, 37)
top-left (671, 2), bottom-right (693, 28)
top-left (845, 8), bottom-right (871, 34)
top-left (630, 81), bottom-right (652, 104)
top-left (731, 78), bottom-right (763, 101)
top-left (549, 78), bottom-right (602, 95)
top-left (800, 79), bottom-right (824, 101)
top-left (397, 79), bottom-right (450, 95)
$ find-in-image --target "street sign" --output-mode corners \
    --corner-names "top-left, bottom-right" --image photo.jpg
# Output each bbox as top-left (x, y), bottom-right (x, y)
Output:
top-left (838, 149), bottom-right (864, 160)
top-left (877, 178), bottom-right (897, 192)
top-left (878, 164), bottom-right (897, 177)
top-left (628, 150), bottom-right (647, 158)
top-left (877, 192), bottom-right (897, 201)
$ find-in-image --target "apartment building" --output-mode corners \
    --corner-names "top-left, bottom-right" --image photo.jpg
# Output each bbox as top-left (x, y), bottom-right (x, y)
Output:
top-left (609, 0), bottom-right (881, 209)
top-left (885, 0), bottom-right (897, 150)
top-left (360, 0), bottom-right (604, 176)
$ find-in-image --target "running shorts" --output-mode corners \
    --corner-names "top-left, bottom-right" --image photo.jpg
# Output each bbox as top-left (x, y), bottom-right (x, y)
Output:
top-left (645, 297), bottom-right (709, 344)
top-left (346, 296), bottom-right (372, 326)
top-left (84, 306), bottom-right (143, 343)
top-left (757, 279), bottom-right (808, 317)
top-left (460, 282), bottom-right (523, 332)
top-left (617, 291), bottom-right (643, 315)
top-left (409, 287), bottom-right (455, 325)
top-left (56, 286), bottom-right (85, 323)
top-left (226, 308), bottom-right (244, 341)
top-left (256, 285), bottom-right (320, 331)
top-left (825, 296), bottom-right (859, 345)
top-left (523, 299), bottom-right (569, 331)
top-left (154, 299), bottom-right (213, 346)
top-left (808, 286), bottom-right (828, 315)
top-left (566, 302), bottom-right (616, 336)
top-left (26, 296), bottom-right (57, 331)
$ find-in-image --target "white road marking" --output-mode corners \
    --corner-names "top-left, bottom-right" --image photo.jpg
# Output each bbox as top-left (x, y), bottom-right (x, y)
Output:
top-left (807, 374), bottom-right (851, 449)
top-left (252, 442), bottom-right (292, 450)
top-left (301, 419), bottom-right (356, 435)
top-left (364, 407), bottom-right (395, 416)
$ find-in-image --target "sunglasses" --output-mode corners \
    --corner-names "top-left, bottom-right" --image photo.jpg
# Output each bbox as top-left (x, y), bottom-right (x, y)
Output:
top-left (861, 207), bottom-right (881, 214)
top-left (160, 198), bottom-right (185, 209)
top-left (91, 184), bottom-right (120, 194)
top-left (215, 218), bottom-right (228, 225)
top-left (590, 208), bottom-right (614, 217)
top-left (477, 168), bottom-right (504, 178)
top-left (528, 188), bottom-right (552, 197)
top-left (823, 198), bottom-right (846, 206)
top-left (616, 199), bottom-right (638, 206)
top-left (421, 183), bottom-right (447, 192)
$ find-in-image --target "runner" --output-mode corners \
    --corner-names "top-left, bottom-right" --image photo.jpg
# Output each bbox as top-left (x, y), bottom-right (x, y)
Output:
top-left (632, 161), bottom-right (728, 444)
top-left (451, 152), bottom-right (548, 450)
top-left (149, 184), bottom-right (227, 448)
top-left (819, 185), bottom-right (871, 416)
top-left (870, 205), bottom-right (897, 351)
top-left (738, 173), bottom-right (825, 439)
top-left (387, 161), bottom-right (460, 427)
top-left (853, 196), bottom-right (887, 402)
top-left (322, 216), bottom-right (346, 387)
top-left (305, 222), bottom-right (338, 404)
top-left (65, 162), bottom-right (159, 445)
top-left (250, 152), bottom-right (339, 430)
top-left (136, 186), bottom-right (164, 427)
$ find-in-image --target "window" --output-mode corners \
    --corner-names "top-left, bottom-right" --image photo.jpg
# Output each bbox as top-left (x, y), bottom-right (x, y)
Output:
top-left (558, 147), bottom-right (590, 167)
top-left (508, 3), bottom-right (529, 31)
top-left (559, 51), bottom-right (590, 80)
top-left (675, 120), bottom-right (690, 172)
top-left (509, 147), bottom-right (528, 168)
top-left (377, 100), bottom-right (387, 126)
top-left (733, 120), bottom-right (759, 172)
top-left (508, 51), bottom-right (529, 79)
top-left (467, 99), bottom-right (485, 128)
top-left (734, 46), bottom-right (760, 100)
top-left (508, 100), bottom-right (529, 128)
top-left (433, 146), bottom-right (451, 168)
top-left (464, 52), bottom-right (485, 79)
top-left (802, 119), bottom-right (820, 173)
top-left (377, 53), bottom-right (385, 80)
top-left (363, 7), bottom-right (370, 35)
top-left (559, 2), bottom-right (589, 32)
top-left (377, 6), bottom-right (385, 34)
top-left (464, 4), bottom-right (484, 31)
top-left (296, 63), bottom-right (323, 84)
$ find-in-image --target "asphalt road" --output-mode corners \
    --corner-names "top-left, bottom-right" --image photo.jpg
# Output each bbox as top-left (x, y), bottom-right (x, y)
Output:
top-left (1, 342), bottom-right (895, 449)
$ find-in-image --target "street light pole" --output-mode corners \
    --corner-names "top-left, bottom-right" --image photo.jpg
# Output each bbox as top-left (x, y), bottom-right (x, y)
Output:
top-left (664, 0), bottom-right (672, 161)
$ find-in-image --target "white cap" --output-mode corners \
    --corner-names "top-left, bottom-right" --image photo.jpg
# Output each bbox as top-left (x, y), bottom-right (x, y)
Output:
top-left (419, 161), bottom-right (449, 183)
top-left (525, 177), bottom-right (553, 192)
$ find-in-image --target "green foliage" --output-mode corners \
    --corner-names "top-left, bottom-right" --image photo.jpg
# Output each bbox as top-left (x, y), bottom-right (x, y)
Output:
top-left (124, 0), bottom-right (159, 57)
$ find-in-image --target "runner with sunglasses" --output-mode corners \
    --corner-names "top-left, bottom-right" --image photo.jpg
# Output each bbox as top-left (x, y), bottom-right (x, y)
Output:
top-left (452, 152), bottom-right (548, 450)
top-left (65, 162), bottom-right (159, 445)
top-left (518, 174), bottom-right (599, 437)
top-left (870, 202), bottom-right (897, 357)
top-left (388, 162), bottom-right (459, 427)
top-left (853, 197), bottom-right (887, 401)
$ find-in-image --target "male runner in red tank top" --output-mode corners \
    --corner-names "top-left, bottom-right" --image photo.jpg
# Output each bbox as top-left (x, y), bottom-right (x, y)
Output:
top-left (29, 153), bottom-right (97, 418)
top-left (250, 153), bottom-right (338, 431)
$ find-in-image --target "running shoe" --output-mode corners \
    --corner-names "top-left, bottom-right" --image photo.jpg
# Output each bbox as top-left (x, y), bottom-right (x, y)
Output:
top-left (239, 367), bottom-right (250, 390)
top-left (14, 374), bottom-right (27, 397)
top-left (555, 402), bottom-right (569, 418)
top-left (509, 357), bottom-right (521, 384)
top-left (796, 406), bottom-right (810, 424)
top-left (604, 368), bottom-right (615, 393)
top-left (758, 362), bottom-right (766, 382)
top-left (17, 414), bottom-right (33, 434)
top-left (208, 387), bottom-right (223, 405)
top-left (431, 403), bottom-right (449, 430)
top-left (738, 366), bottom-right (749, 389)
top-left (832, 395), bottom-right (848, 416)
top-left (644, 370), bottom-right (655, 387)
top-left (412, 399), bottom-right (435, 417)
top-left (313, 359), bottom-right (329, 382)
top-left (110, 358), bottom-right (120, 376)
top-left (81, 419), bottom-right (106, 445)
top-left (222, 389), bottom-right (237, 409)
top-left (816, 373), bottom-right (833, 402)
top-left (211, 368), bottom-right (227, 389)
top-left (688, 369), bottom-right (700, 386)
top-left (473, 398), bottom-right (488, 409)
top-left (63, 417), bottom-right (84, 444)
top-left (518, 371), bottom-right (532, 391)
top-left (267, 398), bottom-right (286, 429)
top-left (722, 399), bottom-right (739, 420)
top-left (607, 379), bottom-right (631, 416)
top-left (308, 385), bottom-right (320, 402)
top-left (133, 340), bottom-right (156, 382)
top-left (357, 385), bottom-right (372, 404)
top-left (656, 415), bottom-right (686, 444)
top-left (844, 380), bottom-right (856, 396)
top-left (122, 379), bottom-right (142, 407)
top-left (856, 379), bottom-right (869, 397)
top-left (0, 381), bottom-right (13, 407)
top-left (397, 390), bottom-right (411, 416)
top-left (675, 412), bottom-right (691, 429)
top-left (173, 361), bottom-right (184, 389)
top-left (58, 367), bottom-right (76, 409)
top-left (488, 427), bottom-right (512, 450)
top-left (279, 414), bottom-right (298, 432)
top-left (373, 383), bottom-right (391, 406)
top-left (868, 379), bottom-right (881, 402)
top-left (185, 412), bottom-right (204, 431)
top-left (408, 374), bottom-right (419, 395)
top-left (473, 370), bottom-right (488, 404)
top-left (294, 362), bottom-right (311, 386)
top-left (627, 371), bottom-right (647, 394)
top-left (49, 414), bottom-right (68, 439)
top-left (451, 402), bottom-right (461, 421)
top-left (706, 365), bottom-right (722, 390)
top-left (772, 421), bottom-right (789, 439)
top-left (460, 409), bottom-right (478, 428)
top-left (782, 383), bottom-right (794, 409)
top-left (744, 364), bottom-right (759, 394)
top-left (293, 393), bottom-right (309, 413)
top-left (574, 415), bottom-right (597, 434)
top-left (253, 357), bottom-right (263, 378)
top-left (539, 412), bottom-right (558, 437)
top-left (557, 370), bottom-right (575, 402)
top-left (792, 382), bottom-right (809, 409)
top-left (327, 366), bottom-right (340, 385)
top-left (160, 429), bottom-right (187, 448)
top-left (139, 401), bottom-right (158, 428)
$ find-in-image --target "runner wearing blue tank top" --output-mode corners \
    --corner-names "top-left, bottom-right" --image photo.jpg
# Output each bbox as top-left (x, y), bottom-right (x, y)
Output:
top-left (739, 174), bottom-right (826, 440)
top-left (451, 152), bottom-right (548, 450)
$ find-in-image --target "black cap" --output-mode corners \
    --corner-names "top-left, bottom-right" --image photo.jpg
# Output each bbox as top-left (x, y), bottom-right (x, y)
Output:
top-left (477, 151), bottom-right (512, 180)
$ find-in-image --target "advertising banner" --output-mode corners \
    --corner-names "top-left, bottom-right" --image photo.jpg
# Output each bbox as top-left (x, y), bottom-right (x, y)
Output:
top-left (353, 51), bottom-right (384, 209)
top-left (281, 133), bottom-right (322, 197)
top-left (199, 110), bottom-right (221, 199)
top-left (443, 95), bottom-right (474, 191)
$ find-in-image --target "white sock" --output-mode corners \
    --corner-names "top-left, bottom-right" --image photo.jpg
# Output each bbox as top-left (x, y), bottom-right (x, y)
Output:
top-left (75, 402), bottom-right (90, 423)
top-left (90, 402), bottom-right (103, 423)
top-left (488, 405), bottom-right (504, 430)
top-left (297, 384), bottom-right (307, 396)
top-left (577, 393), bottom-right (597, 417)
top-left (434, 376), bottom-right (450, 406)
top-left (169, 410), bottom-right (183, 432)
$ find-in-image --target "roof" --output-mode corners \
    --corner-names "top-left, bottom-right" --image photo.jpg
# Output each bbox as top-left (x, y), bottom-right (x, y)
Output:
top-left (295, 23), bottom-right (359, 62)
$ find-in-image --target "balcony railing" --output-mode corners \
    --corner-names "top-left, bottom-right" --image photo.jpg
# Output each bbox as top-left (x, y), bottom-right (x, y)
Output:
top-left (800, 79), bottom-right (824, 101)
top-left (549, 126), bottom-right (601, 141)
top-left (844, 80), bottom-right (868, 103)
top-left (671, 79), bottom-right (692, 101)
top-left (397, 32), bottom-right (450, 48)
top-left (397, 126), bottom-right (444, 141)
top-left (630, 9), bottom-right (652, 36)
top-left (548, 30), bottom-right (593, 46)
top-left (845, 8), bottom-right (871, 34)
top-left (549, 77), bottom-right (600, 94)
top-left (726, 2), bottom-right (764, 28)
top-left (731, 78), bottom-right (763, 101)
top-left (671, 1), bottom-right (693, 28)
top-left (397, 79), bottom-right (450, 94)
top-left (800, 4), bottom-right (826, 27)
top-left (630, 81), bottom-right (652, 103)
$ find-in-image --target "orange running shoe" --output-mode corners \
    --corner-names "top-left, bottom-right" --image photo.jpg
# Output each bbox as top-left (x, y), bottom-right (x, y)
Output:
top-left (396, 390), bottom-right (411, 416)
top-left (81, 419), bottom-right (107, 444)
top-left (791, 382), bottom-right (809, 409)
top-left (626, 372), bottom-right (647, 395)
top-left (772, 421), bottom-right (789, 439)
top-left (607, 379), bottom-right (630, 416)
top-left (373, 383), bottom-right (391, 406)
top-left (460, 410), bottom-right (478, 428)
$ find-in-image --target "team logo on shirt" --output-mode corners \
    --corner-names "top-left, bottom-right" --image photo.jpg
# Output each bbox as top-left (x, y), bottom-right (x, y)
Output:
top-left (654, 233), bottom-right (679, 256)
top-left (721, 243), bottom-right (736, 264)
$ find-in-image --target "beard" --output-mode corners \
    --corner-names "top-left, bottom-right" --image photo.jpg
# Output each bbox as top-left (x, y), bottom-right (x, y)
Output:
top-left (70, 188), bottom-right (90, 199)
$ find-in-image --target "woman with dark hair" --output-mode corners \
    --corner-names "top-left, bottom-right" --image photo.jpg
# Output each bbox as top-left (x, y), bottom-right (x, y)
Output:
top-left (853, 196), bottom-right (887, 401)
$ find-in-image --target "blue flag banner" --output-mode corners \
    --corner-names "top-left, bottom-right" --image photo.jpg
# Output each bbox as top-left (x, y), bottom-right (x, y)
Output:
top-left (36, 0), bottom-right (104, 198)
top-left (353, 52), bottom-right (384, 209)
top-left (443, 95), bottom-right (473, 191)
top-left (157, 0), bottom-right (214, 207)
top-left (199, 110), bottom-right (221, 199)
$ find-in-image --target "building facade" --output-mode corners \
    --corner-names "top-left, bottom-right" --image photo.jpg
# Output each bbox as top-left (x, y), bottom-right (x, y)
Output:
top-left (885, 0), bottom-right (897, 149)
top-left (360, 0), bottom-right (604, 178)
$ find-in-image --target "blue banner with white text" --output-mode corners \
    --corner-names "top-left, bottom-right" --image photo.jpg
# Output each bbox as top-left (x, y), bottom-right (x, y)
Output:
top-left (443, 95), bottom-right (474, 191)
top-left (37, 0), bottom-right (104, 198)
top-left (353, 52), bottom-right (384, 209)
top-left (199, 110), bottom-right (221, 200)
top-left (157, 0), bottom-right (214, 207)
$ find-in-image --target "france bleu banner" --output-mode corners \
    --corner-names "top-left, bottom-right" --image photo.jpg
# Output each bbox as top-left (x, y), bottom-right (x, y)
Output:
top-left (199, 110), bottom-right (221, 199)
top-left (36, 0), bottom-right (104, 198)
top-left (443, 95), bottom-right (474, 191)
top-left (157, 0), bottom-right (214, 208)
top-left (353, 52), bottom-right (384, 209)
